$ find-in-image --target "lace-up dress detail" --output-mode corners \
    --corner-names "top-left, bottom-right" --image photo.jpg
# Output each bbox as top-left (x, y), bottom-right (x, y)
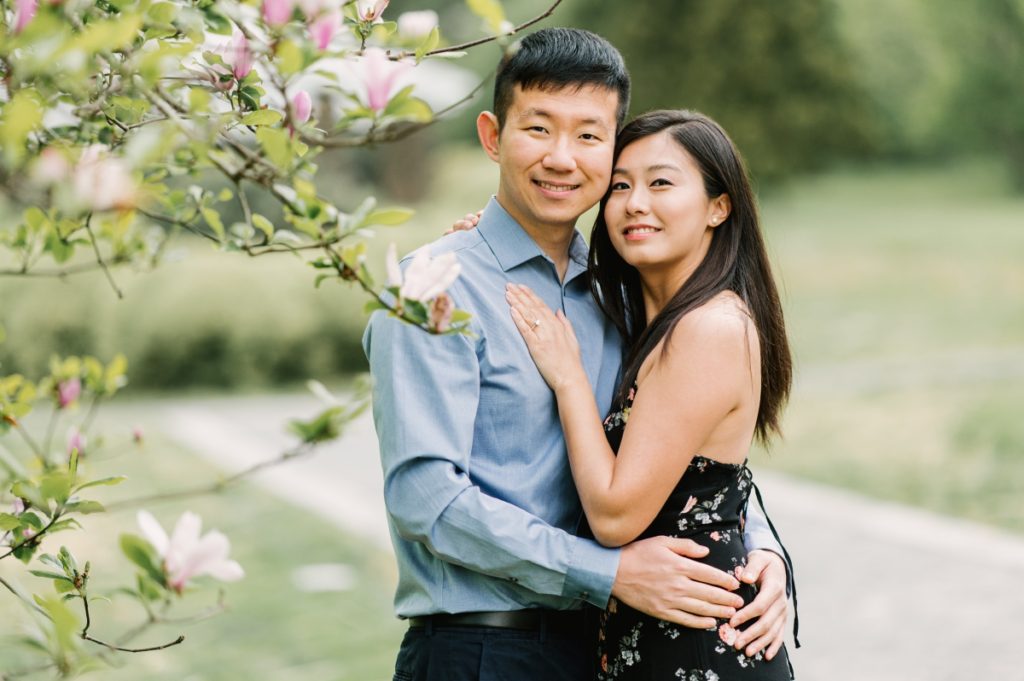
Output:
top-left (593, 385), bottom-right (796, 680)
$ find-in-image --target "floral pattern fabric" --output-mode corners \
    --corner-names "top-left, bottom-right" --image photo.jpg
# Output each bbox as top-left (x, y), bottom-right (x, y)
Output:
top-left (591, 385), bottom-right (794, 680)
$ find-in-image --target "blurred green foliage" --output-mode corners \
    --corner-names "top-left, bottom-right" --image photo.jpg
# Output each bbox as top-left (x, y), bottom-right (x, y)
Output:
top-left (0, 432), bottom-right (403, 679)
top-left (568, 0), bottom-right (876, 181)
top-left (563, 0), bottom-right (1024, 187)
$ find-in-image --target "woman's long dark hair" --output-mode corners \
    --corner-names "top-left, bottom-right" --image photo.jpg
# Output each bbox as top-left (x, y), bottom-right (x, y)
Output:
top-left (590, 110), bottom-right (791, 444)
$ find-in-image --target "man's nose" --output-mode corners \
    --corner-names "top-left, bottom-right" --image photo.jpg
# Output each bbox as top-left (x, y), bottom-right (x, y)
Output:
top-left (542, 138), bottom-right (578, 172)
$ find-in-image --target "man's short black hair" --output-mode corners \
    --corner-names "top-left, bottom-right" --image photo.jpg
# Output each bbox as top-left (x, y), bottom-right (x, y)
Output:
top-left (493, 27), bottom-right (631, 132)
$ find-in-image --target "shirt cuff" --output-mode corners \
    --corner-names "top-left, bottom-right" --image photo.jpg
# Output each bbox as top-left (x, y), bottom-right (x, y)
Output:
top-left (744, 528), bottom-right (793, 597)
top-left (561, 536), bottom-right (621, 608)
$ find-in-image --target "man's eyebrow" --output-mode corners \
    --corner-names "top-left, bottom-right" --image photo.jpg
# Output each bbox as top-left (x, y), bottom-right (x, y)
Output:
top-left (517, 108), bottom-right (612, 132)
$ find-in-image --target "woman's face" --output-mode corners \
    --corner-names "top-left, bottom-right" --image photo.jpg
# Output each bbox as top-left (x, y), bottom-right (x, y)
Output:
top-left (604, 130), bottom-right (729, 276)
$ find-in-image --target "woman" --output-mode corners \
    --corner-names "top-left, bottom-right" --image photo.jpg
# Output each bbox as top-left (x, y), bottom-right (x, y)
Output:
top-left (503, 109), bottom-right (796, 680)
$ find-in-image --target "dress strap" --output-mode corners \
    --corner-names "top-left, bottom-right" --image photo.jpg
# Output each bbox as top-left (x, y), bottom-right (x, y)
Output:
top-left (750, 481), bottom-right (800, 649)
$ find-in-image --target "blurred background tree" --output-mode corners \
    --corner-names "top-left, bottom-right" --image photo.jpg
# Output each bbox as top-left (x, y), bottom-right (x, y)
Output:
top-left (566, 0), bottom-right (878, 182)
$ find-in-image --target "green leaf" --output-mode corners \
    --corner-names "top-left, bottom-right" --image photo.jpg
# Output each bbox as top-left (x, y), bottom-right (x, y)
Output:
top-left (385, 96), bottom-right (433, 123)
top-left (256, 127), bottom-right (292, 168)
top-left (275, 39), bottom-right (304, 76)
top-left (54, 579), bottom-right (77, 594)
top-left (465, 0), bottom-right (508, 34)
top-left (146, 2), bottom-right (179, 25)
top-left (64, 500), bottom-right (106, 515)
top-left (35, 595), bottom-right (81, 652)
top-left (1, 90), bottom-right (44, 164)
top-left (416, 27), bottom-right (441, 62)
top-left (202, 207), bottom-right (225, 239)
top-left (73, 475), bottom-right (127, 493)
top-left (0, 513), bottom-right (21, 531)
top-left (364, 208), bottom-right (414, 227)
top-left (29, 570), bottom-right (72, 582)
top-left (242, 109), bottom-right (284, 127)
top-left (119, 534), bottom-right (166, 586)
top-left (202, 8), bottom-right (233, 34)
top-left (364, 300), bottom-right (388, 314)
top-left (40, 471), bottom-right (72, 505)
top-left (251, 213), bottom-right (275, 237)
top-left (11, 482), bottom-right (47, 512)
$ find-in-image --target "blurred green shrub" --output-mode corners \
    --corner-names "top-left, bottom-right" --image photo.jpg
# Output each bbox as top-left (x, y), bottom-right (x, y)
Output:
top-left (0, 242), bottom-right (371, 390)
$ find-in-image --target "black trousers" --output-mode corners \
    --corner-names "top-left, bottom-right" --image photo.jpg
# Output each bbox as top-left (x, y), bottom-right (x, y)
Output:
top-left (393, 622), bottom-right (594, 681)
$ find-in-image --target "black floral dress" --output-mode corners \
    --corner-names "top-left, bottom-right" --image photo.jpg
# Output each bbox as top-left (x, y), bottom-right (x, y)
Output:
top-left (592, 385), bottom-right (796, 681)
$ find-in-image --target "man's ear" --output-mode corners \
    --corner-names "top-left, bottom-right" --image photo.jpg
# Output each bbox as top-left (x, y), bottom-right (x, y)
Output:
top-left (476, 111), bottom-right (501, 162)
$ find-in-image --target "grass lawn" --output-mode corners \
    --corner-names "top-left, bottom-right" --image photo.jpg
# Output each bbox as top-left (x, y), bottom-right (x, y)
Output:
top-left (749, 160), bottom-right (1024, 532)
top-left (0, 424), bottom-right (404, 680)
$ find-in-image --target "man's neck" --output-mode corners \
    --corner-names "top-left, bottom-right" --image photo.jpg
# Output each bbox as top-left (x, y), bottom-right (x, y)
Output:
top-left (493, 198), bottom-right (577, 281)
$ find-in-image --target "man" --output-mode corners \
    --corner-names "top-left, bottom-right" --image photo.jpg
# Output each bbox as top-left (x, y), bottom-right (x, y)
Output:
top-left (364, 28), bottom-right (790, 681)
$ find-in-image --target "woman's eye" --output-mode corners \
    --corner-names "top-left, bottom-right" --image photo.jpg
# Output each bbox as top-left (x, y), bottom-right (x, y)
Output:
top-left (528, 126), bottom-right (547, 133)
top-left (580, 133), bottom-right (600, 141)
top-left (651, 178), bottom-right (673, 187)
top-left (610, 181), bottom-right (630, 191)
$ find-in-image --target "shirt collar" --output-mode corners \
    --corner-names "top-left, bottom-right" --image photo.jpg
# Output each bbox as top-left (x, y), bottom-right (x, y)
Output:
top-left (477, 197), bottom-right (592, 283)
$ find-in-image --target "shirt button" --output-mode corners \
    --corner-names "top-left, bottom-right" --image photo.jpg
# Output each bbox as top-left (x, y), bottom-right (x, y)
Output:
top-left (580, 591), bottom-right (590, 599)
top-left (509, 577), bottom-right (519, 583)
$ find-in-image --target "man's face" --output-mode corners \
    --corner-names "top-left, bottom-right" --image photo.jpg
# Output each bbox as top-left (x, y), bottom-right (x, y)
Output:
top-left (478, 84), bottom-right (619, 235)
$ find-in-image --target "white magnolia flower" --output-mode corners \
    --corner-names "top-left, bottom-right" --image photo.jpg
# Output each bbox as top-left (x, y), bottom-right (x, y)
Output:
top-left (137, 510), bottom-right (244, 592)
top-left (397, 10), bottom-right (438, 40)
top-left (396, 248), bottom-right (460, 302)
top-left (72, 144), bottom-right (137, 212)
top-left (385, 242), bottom-right (402, 288)
top-left (355, 0), bottom-right (389, 22)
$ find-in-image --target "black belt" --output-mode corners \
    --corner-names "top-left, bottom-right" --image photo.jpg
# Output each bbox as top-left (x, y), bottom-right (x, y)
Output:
top-left (408, 609), bottom-right (584, 637)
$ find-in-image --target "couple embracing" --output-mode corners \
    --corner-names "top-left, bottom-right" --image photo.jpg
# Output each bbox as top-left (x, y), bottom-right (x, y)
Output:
top-left (364, 27), bottom-right (798, 681)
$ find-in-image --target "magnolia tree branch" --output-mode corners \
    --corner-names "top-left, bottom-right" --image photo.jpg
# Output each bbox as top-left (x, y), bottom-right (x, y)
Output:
top-left (79, 594), bottom-right (186, 653)
top-left (105, 442), bottom-right (316, 511)
top-left (83, 214), bottom-right (124, 299)
top-left (396, 0), bottom-right (565, 59)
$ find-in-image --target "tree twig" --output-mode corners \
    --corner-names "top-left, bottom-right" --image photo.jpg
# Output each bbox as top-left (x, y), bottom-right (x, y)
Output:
top-left (106, 442), bottom-right (315, 511)
top-left (393, 0), bottom-right (564, 60)
top-left (83, 213), bottom-right (124, 299)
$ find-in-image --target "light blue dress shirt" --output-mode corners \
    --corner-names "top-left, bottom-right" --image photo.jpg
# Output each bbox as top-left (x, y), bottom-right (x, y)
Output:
top-left (363, 198), bottom-right (781, 618)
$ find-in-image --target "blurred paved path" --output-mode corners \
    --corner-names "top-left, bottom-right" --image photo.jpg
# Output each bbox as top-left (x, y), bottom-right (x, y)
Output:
top-left (151, 393), bottom-right (1024, 681)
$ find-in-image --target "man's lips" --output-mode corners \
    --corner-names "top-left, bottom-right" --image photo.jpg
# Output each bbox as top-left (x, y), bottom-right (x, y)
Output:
top-left (533, 179), bottom-right (580, 193)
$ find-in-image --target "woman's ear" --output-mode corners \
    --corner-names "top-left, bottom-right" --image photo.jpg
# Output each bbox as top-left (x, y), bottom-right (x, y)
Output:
top-left (709, 193), bottom-right (732, 227)
top-left (476, 111), bottom-right (501, 162)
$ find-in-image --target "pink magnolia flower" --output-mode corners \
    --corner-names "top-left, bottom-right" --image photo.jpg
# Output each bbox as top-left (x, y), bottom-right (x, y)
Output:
top-left (132, 426), bottom-right (145, 444)
top-left (227, 30), bottom-right (254, 80)
top-left (291, 90), bottom-right (312, 123)
top-left (398, 247), bottom-right (460, 302)
top-left (14, 0), bottom-right (37, 33)
top-left (397, 10), bottom-right (438, 40)
top-left (12, 498), bottom-right (25, 515)
top-left (72, 144), bottom-right (136, 212)
top-left (355, 0), bottom-right (389, 22)
top-left (308, 10), bottom-right (340, 51)
top-left (66, 428), bottom-right (86, 456)
top-left (362, 47), bottom-right (411, 113)
top-left (429, 292), bottom-right (454, 333)
top-left (137, 510), bottom-right (244, 593)
top-left (718, 623), bottom-right (739, 646)
top-left (32, 147), bottom-right (71, 185)
top-left (56, 377), bottom-right (81, 408)
top-left (262, 0), bottom-right (293, 26)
